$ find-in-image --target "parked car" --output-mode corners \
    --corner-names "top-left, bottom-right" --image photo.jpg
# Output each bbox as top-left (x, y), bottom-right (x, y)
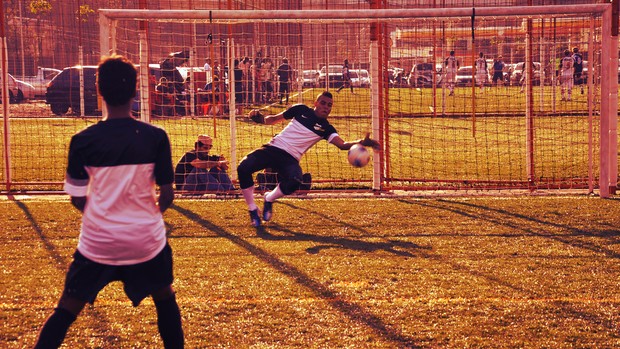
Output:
top-left (1, 73), bottom-right (32, 103)
top-left (350, 69), bottom-right (370, 88)
top-left (301, 69), bottom-right (319, 88)
top-left (20, 67), bottom-right (61, 97)
top-left (455, 66), bottom-right (474, 86)
top-left (510, 62), bottom-right (542, 86)
top-left (388, 67), bottom-right (408, 87)
top-left (45, 66), bottom-right (99, 115)
top-left (12, 75), bottom-right (35, 101)
top-left (408, 63), bottom-right (442, 87)
top-left (318, 64), bottom-right (345, 88)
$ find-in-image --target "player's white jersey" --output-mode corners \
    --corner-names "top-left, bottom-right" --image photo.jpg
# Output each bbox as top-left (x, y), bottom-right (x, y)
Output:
top-left (445, 56), bottom-right (458, 73)
top-left (475, 58), bottom-right (488, 73)
top-left (561, 56), bottom-right (574, 74)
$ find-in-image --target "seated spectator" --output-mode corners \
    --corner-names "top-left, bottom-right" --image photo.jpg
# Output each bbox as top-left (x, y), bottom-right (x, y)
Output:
top-left (174, 135), bottom-right (235, 193)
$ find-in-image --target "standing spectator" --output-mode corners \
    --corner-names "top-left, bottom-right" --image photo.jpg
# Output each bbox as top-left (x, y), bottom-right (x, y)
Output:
top-left (336, 59), bottom-right (354, 93)
top-left (33, 55), bottom-right (183, 348)
top-left (260, 58), bottom-right (274, 103)
top-left (475, 52), bottom-right (489, 92)
top-left (519, 61), bottom-right (538, 93)
top-left (444, 50), bottom-right (459, 96)
top-left (572, 47), bottom-right (584, 94)
top-left (560, 49), bottom-right (574, 101)
top-left (241, 56), bottom-right (252, 105)
top-left (175, 134), bottom-right (234, 193)
top-left (204, 58), bottom-right (213, 84)
top-left (233, 59), bottom-right (244, 114)
top-left (492, 55), bottom-right (506, 86)
top-left (238, 91), bottom-right (380, 227)
top-left (276, 58), bottom-right (293, 104)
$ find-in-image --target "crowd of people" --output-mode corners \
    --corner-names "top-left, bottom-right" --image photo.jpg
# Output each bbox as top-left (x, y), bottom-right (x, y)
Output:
top-left (151, 54), bottom-right (299, 118)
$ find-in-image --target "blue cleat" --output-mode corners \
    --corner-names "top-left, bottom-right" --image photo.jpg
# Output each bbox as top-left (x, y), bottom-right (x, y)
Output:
top-left (263, 201), bottom-right (273, 221)
top-left (249, 209), bottom-right (261, 227)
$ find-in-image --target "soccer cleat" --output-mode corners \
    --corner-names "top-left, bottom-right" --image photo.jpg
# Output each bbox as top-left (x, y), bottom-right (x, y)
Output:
top-left (263, 201), bottom-right (273, 221)
top-left (249, 209), bottom-right (261, 227)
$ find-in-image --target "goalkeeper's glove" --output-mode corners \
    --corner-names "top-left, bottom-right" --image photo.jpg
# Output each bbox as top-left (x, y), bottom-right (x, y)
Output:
top-left (249, 110), bottom-right (265, 124)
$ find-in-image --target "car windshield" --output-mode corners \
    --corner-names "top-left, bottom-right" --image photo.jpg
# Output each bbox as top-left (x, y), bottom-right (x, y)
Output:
top-left (416, 63), bottom-right (434, 71)
top-left (303, 71), bottom-right (316, 78)
top-left (458, 67), bottom-right (472, 74)
top-left (349, 71), bottom-right (358, 78)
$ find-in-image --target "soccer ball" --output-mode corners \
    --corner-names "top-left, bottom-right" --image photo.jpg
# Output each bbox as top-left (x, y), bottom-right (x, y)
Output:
top-left (348, 144), bottom-right (370, 167)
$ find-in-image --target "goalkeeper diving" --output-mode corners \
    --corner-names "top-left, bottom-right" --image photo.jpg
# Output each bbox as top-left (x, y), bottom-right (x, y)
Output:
top-left (238, 91), bottom-right (381, 227)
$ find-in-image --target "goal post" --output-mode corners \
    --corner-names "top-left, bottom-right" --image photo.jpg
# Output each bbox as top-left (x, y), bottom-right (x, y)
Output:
top-left (98, 4), bottom-right (617, 196)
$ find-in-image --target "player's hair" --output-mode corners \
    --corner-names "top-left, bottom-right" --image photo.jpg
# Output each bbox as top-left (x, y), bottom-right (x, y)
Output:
top-left (564, 49), bottom-right (571, 56)
top-left (97, 55), bottom-right (137, 106)
top-left (573, 47), bottom-right (579, 53)
top-left (319, 91), bottom-right (333, 100)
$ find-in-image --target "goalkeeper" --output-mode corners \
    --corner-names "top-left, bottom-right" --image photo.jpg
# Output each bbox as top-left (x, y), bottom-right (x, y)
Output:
top-left (238, 91), bottom-right (381, 227)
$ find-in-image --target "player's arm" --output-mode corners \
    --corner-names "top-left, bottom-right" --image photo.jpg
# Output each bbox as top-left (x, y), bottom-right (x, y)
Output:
top-left (330, 133), bottom-right (381, 151)
top-left (248, 109), bottom-right (285, 125)
top-left (158, 183), bottom-right (174, 213)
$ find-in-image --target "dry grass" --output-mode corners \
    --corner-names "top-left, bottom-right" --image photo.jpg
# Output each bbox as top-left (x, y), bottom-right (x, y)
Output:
top-left (1, 195), bottom-right (619, 348)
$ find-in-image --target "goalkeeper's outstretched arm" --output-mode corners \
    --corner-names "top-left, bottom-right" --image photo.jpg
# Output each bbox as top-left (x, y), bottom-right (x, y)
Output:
top-left (248, 109), bottom-right (285, 125)
top-left (331, 133), bottom-right (381, 151)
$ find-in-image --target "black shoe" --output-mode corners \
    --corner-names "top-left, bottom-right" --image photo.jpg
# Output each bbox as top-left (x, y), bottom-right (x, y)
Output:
top-left (249, 209), bottom-right (261, 227)
top-left (263, 201), bottom-right (273, 221)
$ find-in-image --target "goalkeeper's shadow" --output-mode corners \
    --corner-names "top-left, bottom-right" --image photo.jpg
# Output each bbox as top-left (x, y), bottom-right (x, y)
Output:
top-left (259, 222), bottom-right (430, 258)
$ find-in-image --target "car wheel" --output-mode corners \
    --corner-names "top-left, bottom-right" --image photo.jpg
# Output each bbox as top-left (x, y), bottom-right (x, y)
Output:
top-left (50, 103), bottom-right (69, 115)
top-left (8, 90), bottom-right (16, 104)
top-left (16, 90), bottom-right (24, 103)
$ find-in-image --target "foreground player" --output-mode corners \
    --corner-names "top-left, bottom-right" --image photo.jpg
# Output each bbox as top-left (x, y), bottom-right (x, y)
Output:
top-left (238, 91), bottom-right (380, 227)
top-left (34, 56), bottom-right (184, 348)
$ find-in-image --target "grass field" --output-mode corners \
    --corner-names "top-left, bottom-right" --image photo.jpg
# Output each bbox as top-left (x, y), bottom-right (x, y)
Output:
top-left (2, 195), bottom-right (619, 348)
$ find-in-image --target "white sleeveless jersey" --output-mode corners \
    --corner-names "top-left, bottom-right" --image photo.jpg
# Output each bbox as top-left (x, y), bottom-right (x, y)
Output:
top-left (446, 56), bottom-right (458, 72)
top-left (561, 56), bottom-right (574, 73)
top-left (475, 58), bottom-right (487, 72)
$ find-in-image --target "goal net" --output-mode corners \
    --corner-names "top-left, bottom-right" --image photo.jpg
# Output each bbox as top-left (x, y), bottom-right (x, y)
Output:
top-left (93, 5), bottom-right (617, 196)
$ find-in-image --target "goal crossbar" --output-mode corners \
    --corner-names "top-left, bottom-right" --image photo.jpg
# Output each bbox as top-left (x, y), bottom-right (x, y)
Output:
top-left (99, 4), bottom-right (610, 23)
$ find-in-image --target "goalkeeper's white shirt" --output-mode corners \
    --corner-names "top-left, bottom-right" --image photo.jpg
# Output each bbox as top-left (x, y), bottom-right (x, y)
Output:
top-left (64, 118), bottom-right (174, 266)
top-left (268, 104), bottom-right (339, 160)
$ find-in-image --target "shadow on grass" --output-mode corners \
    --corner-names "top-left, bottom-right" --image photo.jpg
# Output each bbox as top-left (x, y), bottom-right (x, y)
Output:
top-left (272, 201), bottom-right (432, 257)
top-left (172, 203), bottom-right (421, 348)
top-left (15, 199), bottom-right (121, 347)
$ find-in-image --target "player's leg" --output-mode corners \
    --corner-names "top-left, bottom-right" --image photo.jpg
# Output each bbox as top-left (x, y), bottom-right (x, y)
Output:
top-left (35, 251), bottom-right (111, 348)
top-left (123, 244), bottom-right (184, 348)
top-left (262, 153), bottom-right (303, 221)
top-left (237, 147), bottom-right (275, 226)
top-left (34, 295), bottom-right (85, 348)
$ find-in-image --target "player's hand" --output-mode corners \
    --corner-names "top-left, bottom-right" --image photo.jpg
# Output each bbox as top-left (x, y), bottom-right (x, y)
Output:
top-left (249, 109), bottom-right (265, 124)
top-left (360, 133), bottom-right (381, 150)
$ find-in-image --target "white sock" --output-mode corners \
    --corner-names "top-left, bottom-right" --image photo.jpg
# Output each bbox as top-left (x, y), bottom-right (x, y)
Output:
top-left (242, 187), bottom-right (258, 211)
top-left (265, 185), bottom-right (285, 203)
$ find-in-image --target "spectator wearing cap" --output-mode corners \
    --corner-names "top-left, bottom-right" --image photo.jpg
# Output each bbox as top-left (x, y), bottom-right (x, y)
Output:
top-left (174, 135), bottom-right (235, 193)
top-left (492, 55), bottom-right (506, 87)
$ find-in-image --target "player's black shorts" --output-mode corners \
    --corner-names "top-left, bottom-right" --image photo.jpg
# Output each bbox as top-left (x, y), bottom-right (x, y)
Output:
top-left (63, 243), bottom-right (174, 306)
top-left (237, 145), bottom-right (302, 191)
